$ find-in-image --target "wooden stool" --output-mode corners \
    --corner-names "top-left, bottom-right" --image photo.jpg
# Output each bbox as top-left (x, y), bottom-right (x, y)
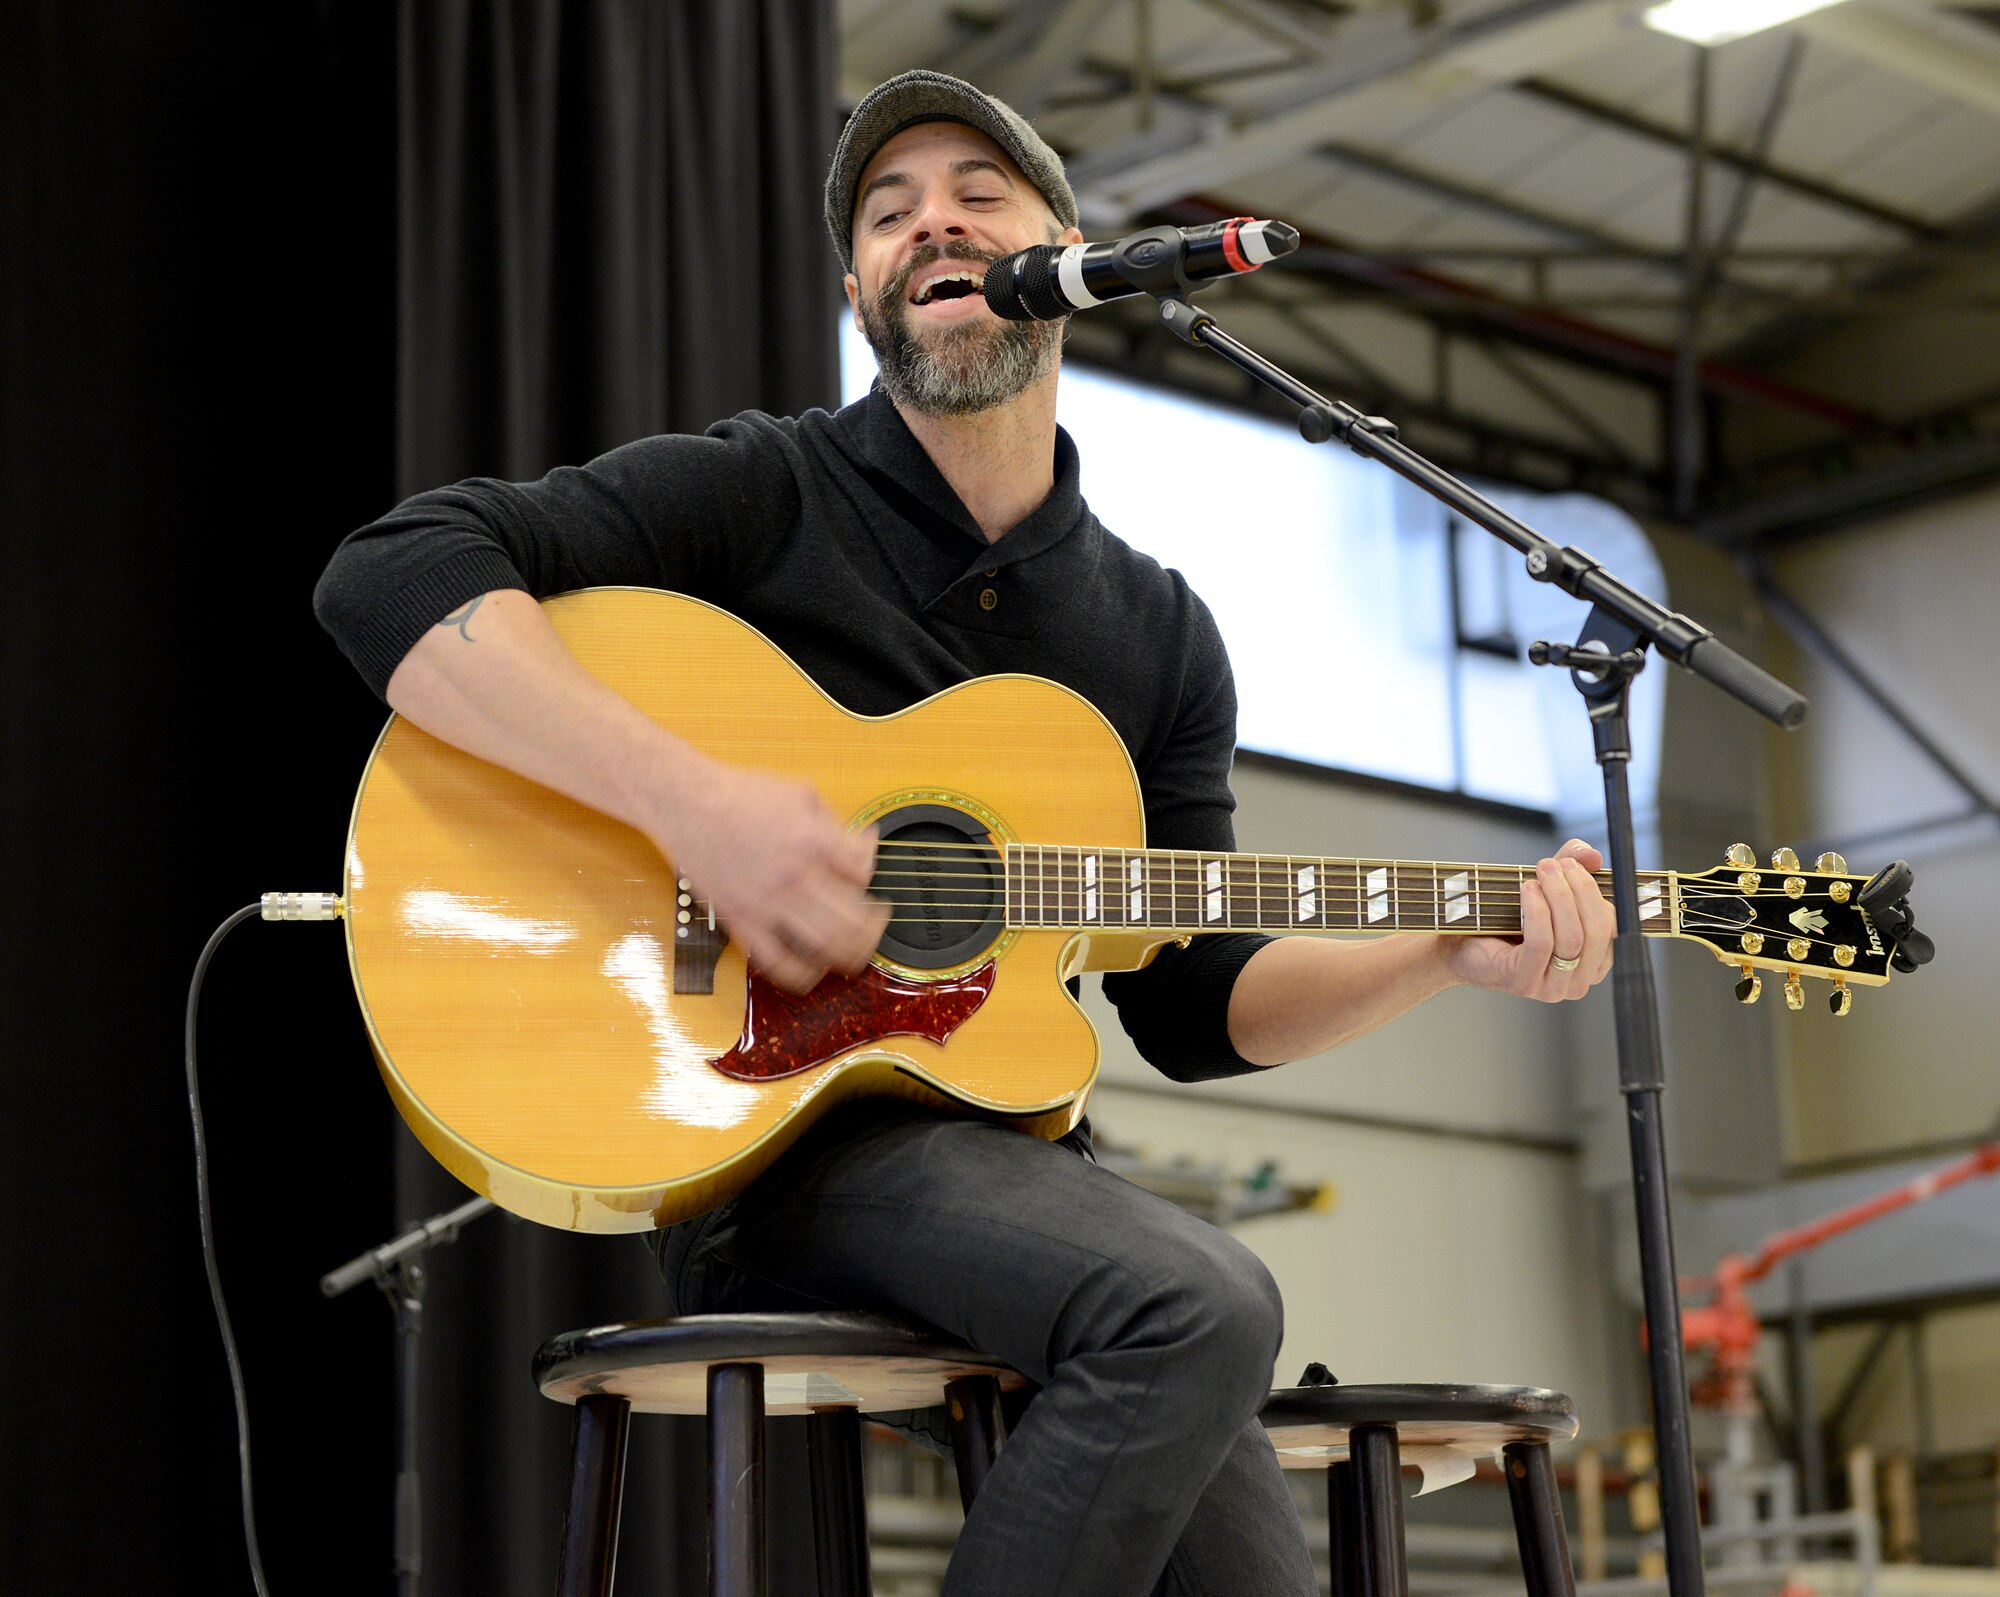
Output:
top-left (534, 1311), bottom-right (1028, 1597)
top-left (1260, 1382), bottom-right (1581, 1597)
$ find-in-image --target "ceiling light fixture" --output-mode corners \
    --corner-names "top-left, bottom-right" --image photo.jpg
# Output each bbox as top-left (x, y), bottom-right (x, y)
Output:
top-left (1641, 0), bottom-right (1851, 47)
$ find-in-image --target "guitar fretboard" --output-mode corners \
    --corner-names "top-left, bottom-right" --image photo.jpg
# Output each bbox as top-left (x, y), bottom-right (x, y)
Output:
top-left (1004, 846), bottom-right (1676, 937)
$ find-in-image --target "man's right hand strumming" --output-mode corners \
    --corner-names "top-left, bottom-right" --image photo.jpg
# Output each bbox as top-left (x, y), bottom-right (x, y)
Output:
top-left (652, 761), bottom-right (888, 995)
top-left (385, 587), bottom-right (887, 996)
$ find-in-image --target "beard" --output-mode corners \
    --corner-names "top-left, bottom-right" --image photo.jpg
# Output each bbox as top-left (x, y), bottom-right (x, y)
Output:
top-left (857, 241), bottom-right (1065, 418)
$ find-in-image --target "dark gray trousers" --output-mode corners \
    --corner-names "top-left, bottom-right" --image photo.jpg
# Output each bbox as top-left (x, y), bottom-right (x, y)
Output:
top-left (663, 1104), bottom-right (1319, 1597)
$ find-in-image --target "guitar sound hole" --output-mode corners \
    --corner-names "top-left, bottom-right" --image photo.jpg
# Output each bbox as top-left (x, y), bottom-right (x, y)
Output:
top-left (867, 803), bottom-right (1004, 973)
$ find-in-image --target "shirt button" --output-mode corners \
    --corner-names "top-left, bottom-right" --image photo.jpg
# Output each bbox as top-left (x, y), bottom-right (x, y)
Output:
top-left (979, 586), bottom-right (999, 612)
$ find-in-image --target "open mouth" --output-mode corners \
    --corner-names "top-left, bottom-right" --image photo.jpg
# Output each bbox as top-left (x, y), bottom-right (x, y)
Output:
top-left (910, 270), bottom-right (985, 307)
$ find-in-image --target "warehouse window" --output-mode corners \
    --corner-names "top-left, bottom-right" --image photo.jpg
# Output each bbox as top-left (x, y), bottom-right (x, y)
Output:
top-left (840, 324), bottom-right (1664, 821)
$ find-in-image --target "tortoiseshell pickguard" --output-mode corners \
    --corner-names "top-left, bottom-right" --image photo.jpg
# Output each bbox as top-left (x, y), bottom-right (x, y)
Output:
top-left (710, 961), bottom-right (998, 1082)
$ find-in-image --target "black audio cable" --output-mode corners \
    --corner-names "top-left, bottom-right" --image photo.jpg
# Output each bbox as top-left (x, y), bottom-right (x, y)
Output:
top-left (186, 893), bottom-right (342, 1597)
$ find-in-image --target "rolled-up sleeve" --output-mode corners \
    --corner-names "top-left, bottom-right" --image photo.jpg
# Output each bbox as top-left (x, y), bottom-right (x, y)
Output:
top-left (313, 416), bottom-right (798, 699)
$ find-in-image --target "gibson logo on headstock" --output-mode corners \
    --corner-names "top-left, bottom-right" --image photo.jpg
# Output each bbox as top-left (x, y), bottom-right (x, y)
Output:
top-left (1788, 907), bottom-right (1830, 935)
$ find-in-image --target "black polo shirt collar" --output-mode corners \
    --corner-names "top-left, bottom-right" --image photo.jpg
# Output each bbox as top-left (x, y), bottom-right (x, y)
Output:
top-left (829, 386), bottom-right (1098, 638)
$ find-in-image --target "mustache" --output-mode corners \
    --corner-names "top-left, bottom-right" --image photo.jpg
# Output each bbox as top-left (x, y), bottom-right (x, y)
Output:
top-left (880, 240), bottom-right (999, 312)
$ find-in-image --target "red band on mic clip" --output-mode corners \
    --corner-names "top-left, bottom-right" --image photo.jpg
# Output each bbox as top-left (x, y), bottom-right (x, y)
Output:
top-left (1220, 217), bottom-right (1258, 274)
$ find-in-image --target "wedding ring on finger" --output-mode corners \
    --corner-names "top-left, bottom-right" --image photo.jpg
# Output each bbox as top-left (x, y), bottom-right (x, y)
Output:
top-left (1549, 951), bottom-right (1582, 973)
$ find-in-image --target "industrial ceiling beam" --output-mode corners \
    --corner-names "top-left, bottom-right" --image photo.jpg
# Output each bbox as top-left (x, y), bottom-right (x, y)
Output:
top-left (1699, 432), bottom-right (2000, 547)
top-left (1044, 54), bottom-right (1305, 111)
top-left (1186, 0), bottom-right (1338, 58)
top-left (1173, 190), bottom-right (1884, 427)
top-left (1720, 188), bottom-right (2000, 368)
top-left (1266, 236), bottom-right (1879, 427)
top-left (1490, 292), bottom-right (2000, 314)
top-left (945, 0), bottom-right (1129, 113)
top-left (1671, 42), bottom-right (1710, 520)
top-left (1061, 47), bottom-right (1974, 328)
top-left (1705, 36), bottom-right (1805, 291)
top-left (946, 0), bottom-right (1073, 85)
top-left (1798, 1), bottom-right (2000, 123)
top-left (1066, 0), bottom-right (1626, 211)
top-left (1045, 35), bottom-right (1887, 429)
top-left (1469, 331), bottom-right (1645, 472)
top-left (1066, 299), bottom-right (1663, 500)
top-left (1511, 77), bottom-right (1946, 244)
top-left (987, 0), bottom-right (1128, 114)
top-left (1314, 140), bottom-right (1821, 313)
top-left (1237, 283), bottom-right (1427, 411)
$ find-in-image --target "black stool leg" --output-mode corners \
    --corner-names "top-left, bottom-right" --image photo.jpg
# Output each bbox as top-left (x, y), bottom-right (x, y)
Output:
top-left (708, 1363), bottom-right (766, 1597)
top-left (1328, 1460), bottom-right (1364, 1597)
top-left (1503, 1441), bottom-right (1577, 1597)
top-left (1350, 1424), bottom-right (1409, 1597)
top-left (944, 1373), bottom-right (1006, 1511)
top-left (557, 1393), bottom-right (631, 1597)
top-left (805, 1408), bottom-right (871, 1597)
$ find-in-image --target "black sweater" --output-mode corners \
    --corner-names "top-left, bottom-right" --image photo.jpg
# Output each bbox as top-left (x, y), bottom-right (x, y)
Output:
top-left (314, 386), bottom-right (1273, 1082)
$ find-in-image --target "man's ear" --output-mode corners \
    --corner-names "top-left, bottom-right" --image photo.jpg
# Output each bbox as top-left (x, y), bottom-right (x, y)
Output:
top-left (842, 272), bottom-right (862, 328)
top-left (1056, 224), bottom-right (1085, 248)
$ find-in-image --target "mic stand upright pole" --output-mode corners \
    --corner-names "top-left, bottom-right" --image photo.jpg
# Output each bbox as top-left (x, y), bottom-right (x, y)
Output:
top-left (1138, 286), bottom-right (1814, 1597)
top-left (322, 1195), bottom-right (497, 1597)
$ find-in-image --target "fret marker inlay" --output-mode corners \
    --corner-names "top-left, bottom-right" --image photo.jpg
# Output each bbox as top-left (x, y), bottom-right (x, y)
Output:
top-left (1204, 858), bottom-right (1223, 923)
top-left (1084, 854), bottom-right (1099, 923)
top-left (1639, 880), bottom-right (1664, 924)
top-left (1296, 864), bottom-right (1316, 923)
top-left (1366, 867), bottom-right (1391, 925)
top-left (1443, 871), bottom-right (1471, 925)
top-left (1128, 856), bottom-right (1143, 922)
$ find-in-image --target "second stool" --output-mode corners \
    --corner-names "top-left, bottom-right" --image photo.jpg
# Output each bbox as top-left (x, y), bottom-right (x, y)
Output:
top-left (1261, 1380), bottom-right (1582, 1597)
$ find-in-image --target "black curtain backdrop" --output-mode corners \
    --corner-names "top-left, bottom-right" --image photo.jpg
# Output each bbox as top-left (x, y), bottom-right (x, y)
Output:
top-left (2, 3), bottom-right (838, 1592)
top-left (388, 4), bottom-right (840, 1594)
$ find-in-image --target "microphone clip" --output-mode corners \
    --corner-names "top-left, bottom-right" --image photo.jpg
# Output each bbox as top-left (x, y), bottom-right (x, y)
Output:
top-left (1115, 223), bottom-right (1209, 304)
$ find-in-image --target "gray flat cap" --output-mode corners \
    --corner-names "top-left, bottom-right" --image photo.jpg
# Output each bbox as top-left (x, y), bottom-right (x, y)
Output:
top-left (825, 69), bottom-right (1078, 272)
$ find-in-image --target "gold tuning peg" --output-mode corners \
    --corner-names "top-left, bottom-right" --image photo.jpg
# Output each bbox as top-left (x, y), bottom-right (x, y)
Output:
top-left (1816, 851), bottom-right (1848, 874)
top-left (1735, 965), bottom-right (1762, 1004)
top-left (1726, 843), bottom-right (1756, 867)
top-left (1784, 971), bottom-right (1805, 1010)
top-left (1772, 847), bottom-right (1801, 872)
top-left (1829, 978), bottom-right (1852, 1018)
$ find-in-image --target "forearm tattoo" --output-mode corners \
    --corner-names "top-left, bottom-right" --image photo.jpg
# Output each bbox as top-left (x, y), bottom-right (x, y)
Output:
top-left (437, 594), bottom-right (486, 642)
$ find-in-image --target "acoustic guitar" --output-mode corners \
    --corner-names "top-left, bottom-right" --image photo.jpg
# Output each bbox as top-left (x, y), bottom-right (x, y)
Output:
top-left (343, 588), bottom-right (1915, 1233)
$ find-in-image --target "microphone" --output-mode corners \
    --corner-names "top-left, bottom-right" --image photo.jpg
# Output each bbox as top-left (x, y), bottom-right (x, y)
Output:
top-left (982, 217), bottom-right (1300, 322)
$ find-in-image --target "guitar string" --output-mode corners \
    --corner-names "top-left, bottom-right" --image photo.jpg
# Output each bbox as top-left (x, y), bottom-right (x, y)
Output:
top-left (677, 913), bottom-right (1867, 964)
top-left (873, 841), bottom-right (1855, 897)
top-left (867, 846), bottom-right (1767, 894)
top-left (878, 841), bottom-right (1850, 894)
top-left (867, 859), bottom-right (1690, 885)
top-left (700, 844), bottom-right (1851, 947)
top-left (858, 867), bottom-right (1805, 890)
top-left (706, 868), bottom-right (1809, 908)
top-left (673, 895), bottom-right (1865, 958)
top-left (708, 862), bottom-right (1839, 908)
top-left (679, 895), bottom-right (1860, 955)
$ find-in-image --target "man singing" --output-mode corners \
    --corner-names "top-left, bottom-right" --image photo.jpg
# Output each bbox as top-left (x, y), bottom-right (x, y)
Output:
top-left (316, 69), bottom-right (1614, 1597)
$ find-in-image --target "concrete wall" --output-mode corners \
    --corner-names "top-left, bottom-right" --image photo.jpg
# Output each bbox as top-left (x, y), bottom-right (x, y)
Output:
top-left (1743, 483), bottom-right (2000, 1477)
top-left (1767, 482), bottom-right (2000, 1168)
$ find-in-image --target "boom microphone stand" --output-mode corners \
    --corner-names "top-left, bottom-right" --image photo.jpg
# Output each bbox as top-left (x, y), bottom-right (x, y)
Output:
top-left (1122, 229), bottom-right (1815, 1597)
top-left (321, 1195), bottom-right (498, 1597)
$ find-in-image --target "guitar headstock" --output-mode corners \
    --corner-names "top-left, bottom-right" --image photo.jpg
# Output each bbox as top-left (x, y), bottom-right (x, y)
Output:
top-left (1673, 845), bottom-right (1932, 1016)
